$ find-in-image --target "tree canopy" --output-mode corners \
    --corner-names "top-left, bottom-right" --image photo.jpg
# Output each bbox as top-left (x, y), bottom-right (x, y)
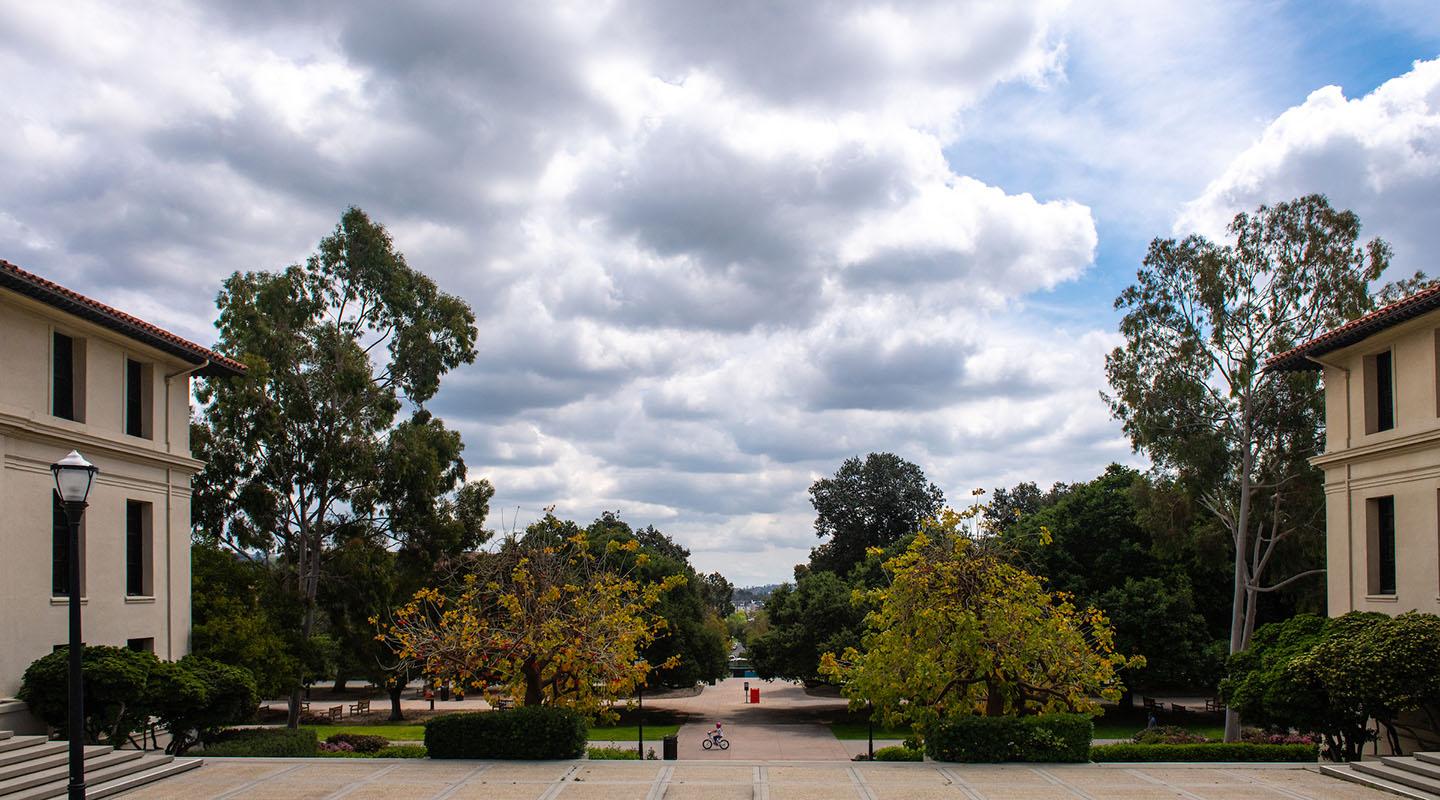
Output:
top-left (193, 206), bottom-right (477, 725)
top-left (808, 452), bottom-right (945, 576)
top-left (821, 509), bottom-right (1138, 731)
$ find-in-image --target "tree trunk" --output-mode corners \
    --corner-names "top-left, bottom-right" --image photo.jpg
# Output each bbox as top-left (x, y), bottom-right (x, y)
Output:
top-left (334, 674), bottom-right (349, 694)
top-left (1224, 435), bottom-right (1255, 743)
top-left (984, 679), bottom-right (1004, 717)
top-left (388, 681), bottom-right (405, 722)
top-left (523, 659), bottom-right (544, 707)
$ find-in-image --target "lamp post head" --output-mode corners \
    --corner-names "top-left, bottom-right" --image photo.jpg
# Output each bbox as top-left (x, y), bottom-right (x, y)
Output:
top-left (50, 450), bottom-right (98, 505)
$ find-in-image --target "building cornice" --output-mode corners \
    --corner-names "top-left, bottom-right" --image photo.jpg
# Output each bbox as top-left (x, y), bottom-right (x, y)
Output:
top-left (0, 406), bottom-right (204, 473)
top-left (1310, 426), bottom-right (1440, 470)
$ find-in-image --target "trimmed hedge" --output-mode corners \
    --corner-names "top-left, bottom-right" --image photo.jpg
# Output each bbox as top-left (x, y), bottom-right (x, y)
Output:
top-left (926, 715), bottom-right (1092, 763)
top-left (587, 746), bottom-right (641, 760)
top-left (1090, 743), bottom-right (1318, 762)
top-left (425, 707), bottom-right (588, 759)
top-left (374, 745), bottom-right (427, 759)
top-left (873, 745), bottom-right (924, 762)
top-left (204, 728), bottom-right (318, 757)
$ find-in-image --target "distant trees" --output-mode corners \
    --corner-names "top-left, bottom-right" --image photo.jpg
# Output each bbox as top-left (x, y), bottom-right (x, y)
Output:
top-left (1104, 194), bottom-right (1394, 739)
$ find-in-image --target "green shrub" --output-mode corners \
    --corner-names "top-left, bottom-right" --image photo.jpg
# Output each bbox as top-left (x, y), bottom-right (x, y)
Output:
top-left (374, 745), bottom-right (427, 759)
top-left (204, 728), bottom-right (319, 757)
top-left (587, 746), bottom-right (642, 760)
top-left (1089, 743), bottom-right (1317, 762)
top-left (1132, 725), bottom-right (1210, 744)
top-left (926, 715), bottom-right (1092, 763)
top-left (20, 646), bottom-right (160, 745)
top-left (873, 745), bottom-right (923, 762)
top-left (326, 733), bottom-right (390, 753)
top-left (425, 708), bottom-right (588, 759)
top-left (150, 656), bottom-right (259, 754)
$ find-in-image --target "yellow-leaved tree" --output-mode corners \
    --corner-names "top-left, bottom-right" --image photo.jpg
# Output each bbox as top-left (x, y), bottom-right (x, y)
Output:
top-left (820, 508), bottom-right (1141, 733)
top-left (377, 522), bottom-right (683, 718)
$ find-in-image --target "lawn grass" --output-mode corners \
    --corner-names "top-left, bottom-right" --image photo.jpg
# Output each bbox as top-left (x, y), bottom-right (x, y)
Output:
top-left (829, 722), bottom-right (912, 740)
top-left (588, 724), bottom-right (681, 740)
top-left (304, 724), bottom-right (426, 741)
top-left (303, 721), bottom-right (683, 743)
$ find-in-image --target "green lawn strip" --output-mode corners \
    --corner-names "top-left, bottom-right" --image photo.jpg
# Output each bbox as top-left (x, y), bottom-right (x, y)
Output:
top-left (829, 722), bottom-right (912, 740)
top-left (304, 724), bottom-right (426, 741)
top-left (587, 724), bottom-right (681, 741)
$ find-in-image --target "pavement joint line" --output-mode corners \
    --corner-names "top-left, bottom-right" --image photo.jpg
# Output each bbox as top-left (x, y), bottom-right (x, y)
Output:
top-left (644, 764), bottom-right (674, 800)
top-left (535, 765), bottom-right (577, 800)
top-left (204, 761), bottom-right (306, 800)
top-left (756, 764), bottom-right (770, 800)
top-left (1218, 767), bottom-right (1323, 800)
top-left (846, 764), bottom-right (876, 800)
top-left (934, 766), bottom-right (984, 800)
top-left (1126, 766), bottom-right (1209, 800)
top-left (427, 763), bottom-right (494, 800)
top-left (324, 762), bottom-right (402, 799)
top-left (1032, 767), bottom-right (1096, 800)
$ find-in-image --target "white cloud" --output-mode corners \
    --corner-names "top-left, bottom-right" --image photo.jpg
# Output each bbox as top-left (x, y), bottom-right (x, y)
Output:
top-left (1179, 58), bottom-right (1440, 276)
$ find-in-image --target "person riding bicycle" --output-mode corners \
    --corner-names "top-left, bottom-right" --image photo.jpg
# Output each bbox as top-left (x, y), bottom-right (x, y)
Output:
top-left (709, 722), bottom-right (725, 743)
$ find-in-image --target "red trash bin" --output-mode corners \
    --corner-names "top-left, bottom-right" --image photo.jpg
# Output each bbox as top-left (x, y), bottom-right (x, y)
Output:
top-left (750, 688), bottom-right (760, 704)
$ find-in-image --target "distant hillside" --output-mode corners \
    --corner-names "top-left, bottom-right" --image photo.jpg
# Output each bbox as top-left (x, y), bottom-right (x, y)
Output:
top-left (733, 583), bottom-right (782, 605)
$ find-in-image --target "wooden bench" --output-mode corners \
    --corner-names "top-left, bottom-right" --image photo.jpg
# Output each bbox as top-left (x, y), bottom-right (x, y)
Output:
top-left (493, 697), bottom-right (515, 710)
top-left (1205, 697), bottom-right (1225, 713)
top-left (299, 701), bottom-right (311, 713)
top-left (348, 699), bottom-right (370, 716)
top-left (1170, 703), bottom-right (1188, 715)
top-left (1142, 697), bottom-right (1158, 712)
top-left (328, 705), bottom-right (344, 722)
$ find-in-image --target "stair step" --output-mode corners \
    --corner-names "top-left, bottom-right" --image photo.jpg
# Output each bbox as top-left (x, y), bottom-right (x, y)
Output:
top-left (1418, 753), bottom-right (1440, 767)
top-left (0, 747), bottom-right (112, 784)
top-left (0, 750), bottom-right (141, 798)
top-left (0, 745), bottom-right (63, 770)
top-left (2, 755), bottom-right (180, 800)
top-left (1321, 764), bottom-right (1440, 800)
top-left (1356, 761), bottom-right (1440, 795)
top-left (86, 757), bottom-right (199, 800)
top-left (0, 734), bottom-right (12, 742)
top-left (1384, 757), bottom-right (1440, 781)
top-left (0, 740), bottom-right (48, 758)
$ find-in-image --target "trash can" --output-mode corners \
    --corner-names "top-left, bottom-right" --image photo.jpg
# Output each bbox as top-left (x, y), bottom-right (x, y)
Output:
top-left (750, 687), bottom-right (760, 704)
top-left (663, 734), bottom-right (678, 760)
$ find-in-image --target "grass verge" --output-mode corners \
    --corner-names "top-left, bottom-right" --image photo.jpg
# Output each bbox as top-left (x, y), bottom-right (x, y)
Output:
top-left (829, 722), bottom-right (912, 740)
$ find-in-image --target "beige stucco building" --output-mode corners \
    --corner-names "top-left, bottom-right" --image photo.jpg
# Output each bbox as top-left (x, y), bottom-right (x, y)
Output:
top-left (0, 259), bottom-right (242, 730)
top-left (1269, 287), bottom-right (1440, 617)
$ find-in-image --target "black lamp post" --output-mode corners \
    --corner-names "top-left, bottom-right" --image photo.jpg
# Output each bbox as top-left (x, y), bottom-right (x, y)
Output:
top-left (634, 660), bottom-right (647, 757)
top-left (51, 450), bottom-right (98, 800)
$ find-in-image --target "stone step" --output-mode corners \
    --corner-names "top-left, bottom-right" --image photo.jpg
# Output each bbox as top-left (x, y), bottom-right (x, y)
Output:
top-left (0, 740), bottom-right (48, 758)
top-left (0, 744), bottom-right (63, 770)
top-left (0, 734), bottom-right (12, 742)
top-left (0, 747), bottom-right (111, 785)
top-left (86, 757), bottom-right (200, 800)
top-left (3, 754), bottom-right (187, 800)
top-left (1322, 763), bottom-right (1440, 800)
top-left (0, 750), bottom-right (141, 797)
top-left (1418, 753), bottom-right (1440, 767)
top-left (1385, 756), bottom-right (1440, 782)
top-left (1356, 760), bottom-right (1440, 796)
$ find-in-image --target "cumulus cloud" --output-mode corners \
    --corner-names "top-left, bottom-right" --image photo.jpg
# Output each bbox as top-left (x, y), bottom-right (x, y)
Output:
top-left (0, 0), bottom-right (1156, 585)
top-left (1180, 58), bottom-right (1440, 274)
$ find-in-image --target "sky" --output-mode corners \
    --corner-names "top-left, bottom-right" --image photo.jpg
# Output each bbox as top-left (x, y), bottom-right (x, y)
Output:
top-left (2, 1), bottom-right (1438, 586)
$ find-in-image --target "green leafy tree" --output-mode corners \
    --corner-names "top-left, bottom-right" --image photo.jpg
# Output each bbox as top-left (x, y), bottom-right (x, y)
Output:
top-left (820, 509), bottom-right (1138, 730)
top-left (193, 207), bottom-right (477, 726)
top-left (190, 543), bottom-right (302, 699)
top-left (808, 453), bottom-right (944, 576)
top-left (1096, 576), bottom-right (1223, 692)
top-left (1104, 194), bottom-right (1391, 739)
top-left (749, 571), bottom-right (866, 683)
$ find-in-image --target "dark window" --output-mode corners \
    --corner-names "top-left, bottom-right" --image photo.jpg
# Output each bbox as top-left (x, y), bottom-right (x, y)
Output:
top-left (126, 638), bottom-right (154, 653)
top-left (52, 493), bottom-right (69, 595)
top-left (1377, 496), bottom-right (1397, 595)
top-left (1376, 350), bottom-right (1395, 432)
top-left (126, 501), bottom-right (145, 596)
top-left (53, 332), bottom-right (74, 420)
top-left (126, 359), bottom-right (144, 437)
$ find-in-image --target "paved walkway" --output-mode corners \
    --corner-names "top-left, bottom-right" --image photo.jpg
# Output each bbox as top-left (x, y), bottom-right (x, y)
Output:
top-left (115, 759), bottom-right (1392, 800)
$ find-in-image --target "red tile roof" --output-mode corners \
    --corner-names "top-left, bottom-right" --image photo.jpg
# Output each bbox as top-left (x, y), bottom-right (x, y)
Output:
top-left (1265, 284), bottom-right (1440, 372)
top-left (0, 259), bottom-right (245, 379)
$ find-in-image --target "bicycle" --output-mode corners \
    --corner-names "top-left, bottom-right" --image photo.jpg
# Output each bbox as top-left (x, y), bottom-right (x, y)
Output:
top-left (701, 733), bottom-right (730, 750)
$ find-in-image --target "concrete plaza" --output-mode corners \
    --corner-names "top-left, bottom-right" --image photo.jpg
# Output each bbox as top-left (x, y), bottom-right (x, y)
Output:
top-left (115, 759), bottom-right (1392, 800)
